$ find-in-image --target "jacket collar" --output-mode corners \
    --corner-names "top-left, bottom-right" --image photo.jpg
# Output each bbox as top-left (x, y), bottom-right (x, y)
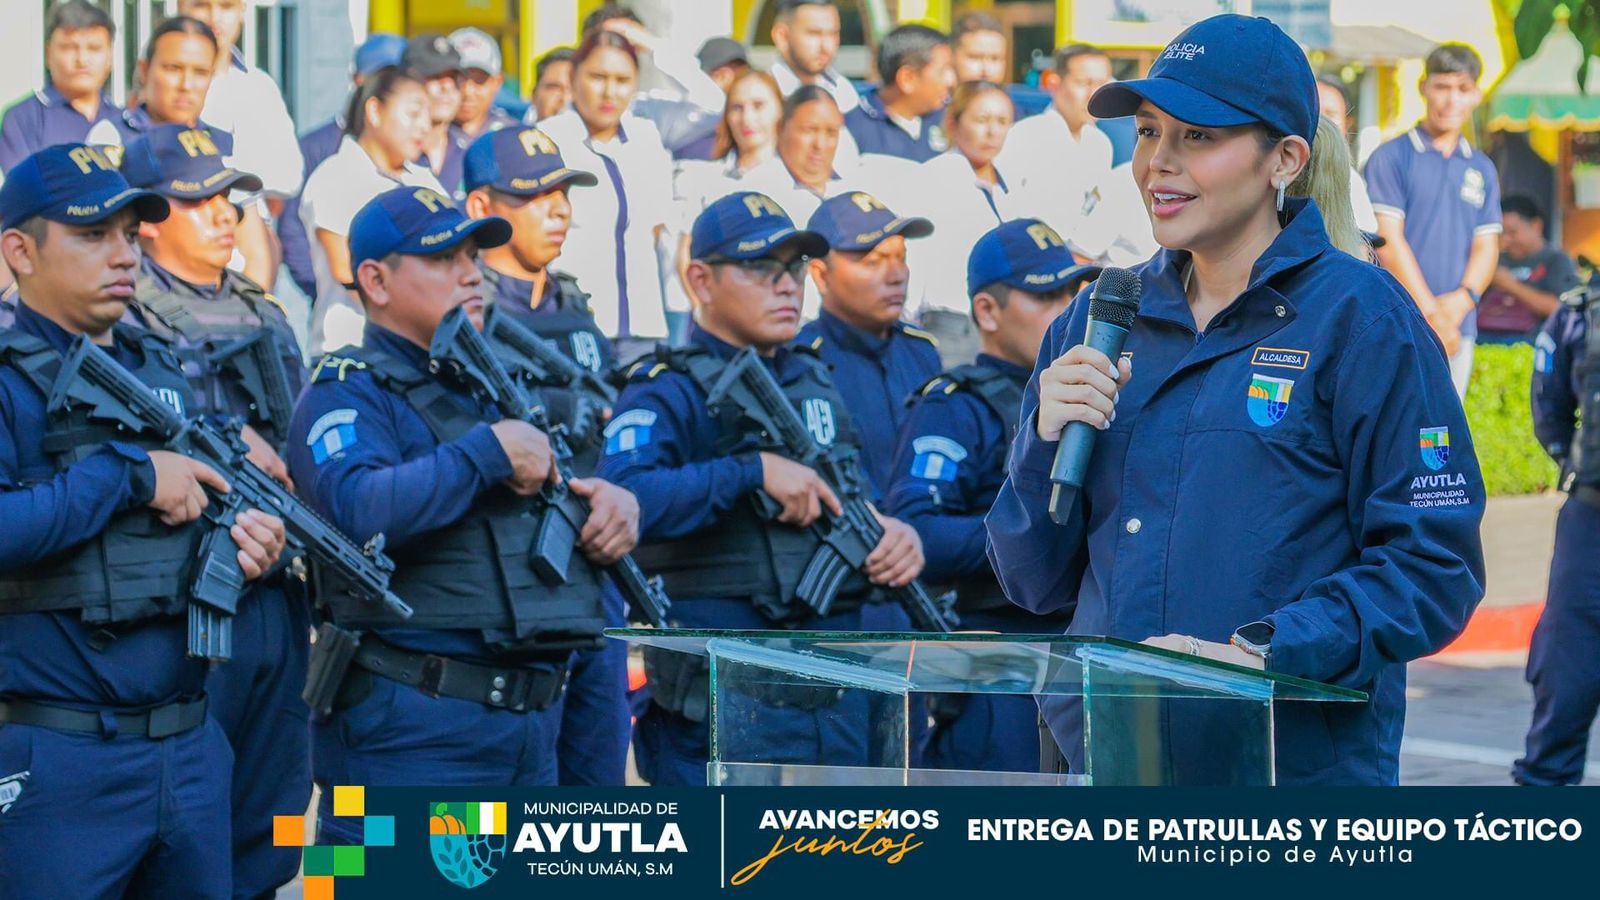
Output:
top-left (977, 352), bottom-right (1031, 382)
top-left (364, 322), bottom-right (432, 369)
top-left (1408, 123), bottom-right (1473, 158)
top-left (812, 308), bottom-right (896, 357)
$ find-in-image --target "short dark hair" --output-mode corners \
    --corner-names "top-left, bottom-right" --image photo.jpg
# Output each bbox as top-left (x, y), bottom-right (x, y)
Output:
top-left (343, 67), bottom-right (425, 139)
top-left (782, 83), bottom-right (837, 124)
top-left (47, 0), bottom-right (114, 41)
top-left (973, 281), bottom-right (1012, 310)
top-left (953, 11), bottom-right (1003, 42)
top-left (876, 24), bottom-right (948, 85)
top-left (12, 215), bottom-right (50, 247)
top-left (776, 0), bottom-right (834, 20)
top-left (1425, 43), bottom-right (1482, 81)
top-left (1052, 43), bottom-right (1106, 76)
top-left (572, 30), bottom-right (638, 72)
top-left (1502, 194), bottom-right (1545, 224)
top-left (535, 46), bottom-right (575, 83)
top-left (582, 3), bottom-right (639, 35)
top-left (144, 16), bottom-right (217, 63)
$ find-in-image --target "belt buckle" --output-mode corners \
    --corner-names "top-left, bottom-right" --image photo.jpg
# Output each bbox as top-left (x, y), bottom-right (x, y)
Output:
top-left (416, 655), bottom-right (447, 699)
top-left (146, 701), bottom-right (183, 739)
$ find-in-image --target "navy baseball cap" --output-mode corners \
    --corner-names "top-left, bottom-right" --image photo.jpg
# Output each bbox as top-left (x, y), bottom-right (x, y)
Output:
top-left (1088, 14), bottom-right (1318, 146)
top-left (0, 143), bottom-right (168, 231)
top-left (967, 219), bottom-right (1097, 298)
top-left (348, 186), bottom-right (512, 270)
top-left (806, 190), bottom-right (932, 253)
top-left (690, 191), bottom-right (828, 261)
top-left (120, 125), bottom-right (263, 200)
top-left (463, 127), bottom-right (598, 196)
top-left (354, 33), bottom-right (407, 77)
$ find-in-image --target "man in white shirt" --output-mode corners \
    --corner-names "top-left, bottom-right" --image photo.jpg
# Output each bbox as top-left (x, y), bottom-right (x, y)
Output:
top-left (769, 0), bottom-right (860, 115)
top-left (996, 44), bottom-right (1114, 252)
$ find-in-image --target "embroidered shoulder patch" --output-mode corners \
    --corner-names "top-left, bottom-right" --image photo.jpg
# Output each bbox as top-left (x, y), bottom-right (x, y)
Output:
top-left (307, 409), bottom-right (358, 464)
top-left (604, 409), bottom-right (658, 454)
top-left (910, 435), bottom-right (967, 481)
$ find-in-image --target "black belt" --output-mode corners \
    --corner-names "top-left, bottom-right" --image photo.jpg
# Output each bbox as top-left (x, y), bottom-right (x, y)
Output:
top-left (0, 695), bottom-right (207, 739)
top-left (354, 639), bottom-right (568, 712)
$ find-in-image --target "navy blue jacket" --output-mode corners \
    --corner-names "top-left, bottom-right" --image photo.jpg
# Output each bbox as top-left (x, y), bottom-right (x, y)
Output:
top-left (986, 199), bottom-right (1487, 785)
top-left (1532, 300), bottom-right (1586, 462)
top-left (0, 301), bottom-right (207, 707)
top-left (796, 311), bottom-right (942, 500)
top-left (843, 89), bottom-right (947, 163)
top-left (0, 84), bottom-right (135, 173)
top-left (285, 323), bottom-right (516, 660)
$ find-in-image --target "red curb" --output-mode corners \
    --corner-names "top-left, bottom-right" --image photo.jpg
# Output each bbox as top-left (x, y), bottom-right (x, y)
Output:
top-left (1433, 602), bottom-right (1544, 656)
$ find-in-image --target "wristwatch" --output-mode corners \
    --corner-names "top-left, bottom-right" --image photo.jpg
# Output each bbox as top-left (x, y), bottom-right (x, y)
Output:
top-left (1230, 621), bottom-right (1275, 664)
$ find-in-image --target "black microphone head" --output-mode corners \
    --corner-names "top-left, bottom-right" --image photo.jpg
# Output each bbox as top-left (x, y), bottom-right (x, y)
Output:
top-left (1087, 267), bottom-right (1141, 328)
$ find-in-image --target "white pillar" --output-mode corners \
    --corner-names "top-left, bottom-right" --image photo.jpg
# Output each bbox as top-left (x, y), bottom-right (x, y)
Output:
top-left (0, 2), bottom-right (45, 111)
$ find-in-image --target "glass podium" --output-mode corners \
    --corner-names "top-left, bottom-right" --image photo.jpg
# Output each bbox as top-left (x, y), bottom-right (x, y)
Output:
top-left (610, 629), bottom-right (1366, 787)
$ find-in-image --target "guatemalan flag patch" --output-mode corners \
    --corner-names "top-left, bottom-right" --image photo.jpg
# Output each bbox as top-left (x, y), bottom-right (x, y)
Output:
top-left (307, 408), bottom-right (358, 464)
top-left (909, 435), bottom-right (967, 482)
top-left (604, 409), bottom-right (657, 454)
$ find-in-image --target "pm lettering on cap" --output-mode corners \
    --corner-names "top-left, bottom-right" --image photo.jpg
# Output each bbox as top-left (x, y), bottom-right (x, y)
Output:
top-left (1026, 222), bottom-right (1064, 250)
top-left (177, 129), bottom-right (220, 158)
top-left (68, 145), bottom-right (115, 175)
top-left (743, 194), bottom-right (784, 218)
top-left (518, 129), bottom-right (558, 157)
top-left (413, 188), bottom-right (449, 213)
top-left (849, 192), bottom-right (886, 213)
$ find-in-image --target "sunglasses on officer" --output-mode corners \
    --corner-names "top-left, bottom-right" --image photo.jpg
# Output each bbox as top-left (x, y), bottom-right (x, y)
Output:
top-left (701, 254), bottom-right (809, 285)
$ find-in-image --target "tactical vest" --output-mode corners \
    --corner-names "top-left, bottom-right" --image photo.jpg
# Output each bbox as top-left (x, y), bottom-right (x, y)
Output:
top-left (1575, 288), bottom-right (1600, 492)
top-left (629, 345), bottom-right (875, 625)
top-left (912, 364), bottom-right (1027, 614)
top-left (331, 347), bottom-right (607, 655)
top-left (131, 270), bottom-right (304, 449)
top-left (0, 327), bottom-right (206, 626)
top-left (481, 265), bottom-right (614, 473)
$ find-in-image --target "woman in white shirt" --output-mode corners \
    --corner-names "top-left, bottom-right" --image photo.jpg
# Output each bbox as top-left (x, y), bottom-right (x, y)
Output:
top-left (299, 68), bottom-right (442, 354)
top-left (674, 70), bottom-right (784, 221)
top-left (539, 31), bottom-right (679, 359)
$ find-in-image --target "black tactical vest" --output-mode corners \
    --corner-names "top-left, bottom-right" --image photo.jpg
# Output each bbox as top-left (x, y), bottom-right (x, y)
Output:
top-left (1576, 288), bottom-right (1600, 491)
top-left (328, 346), bottom-right (607, 654)
top-left (0, 326), bottom-right (206, 625)
top-left (131, 270), bottom-right (305, 449)
top-left (629, 344), bottom-right (875, 625)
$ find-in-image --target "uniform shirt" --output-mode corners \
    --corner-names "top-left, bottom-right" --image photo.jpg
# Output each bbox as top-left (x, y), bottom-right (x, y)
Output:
top-left (994, 107), bottom-right (1114, 249)
top-left (1364, 125), bottom-right (1503, 337)
top-left (285, 322), bottom-right (517, 661)
top-left (986, 198), bottom-right (1487, 785)
top-left (0, 84), bottom-right (134, 174)
top-left (280, 117), bottom-right (347, 299)
top-left (1532, 300), bottom-right (1586, 460)
top-left (200, 48), bottom-right (304, 198)
top-left (0, 301), bottom-right (207, 708)
top-left (887, 152), bottom-right (1021, 318)
top-left (769, 59), bottom-right (861, 115)
top-left (1480, 243), bottom-right (1579, 337)
top-left (1074, 161), bottom-right (1160, 269)
top-left (795, 310), bottom-right (941, 500)
top-left (298, 136), bottom-right (445, 355)
top-left (885, 353), bottom-right (1028, 584)
top-left (485, 266), bottom-right (615, 371)
top-left (843, 89), bottom-right (947, 163)
top-left (673, 152), bottom-right (766, 232)
top-left (540, 109), bottom-right (678, 341)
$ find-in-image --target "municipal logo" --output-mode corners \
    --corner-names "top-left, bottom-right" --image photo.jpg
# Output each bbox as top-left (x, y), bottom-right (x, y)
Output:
top-left (430, 801), bottom-right (508, 890)
top-left (1419, 426), bottom-right (1451, 471)
top-left (1246, 374), bottom-right (1294, 427)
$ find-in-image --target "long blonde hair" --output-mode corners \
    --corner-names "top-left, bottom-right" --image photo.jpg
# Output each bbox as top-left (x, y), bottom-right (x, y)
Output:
top-left (1285, 116), bottom-right (1365, 258)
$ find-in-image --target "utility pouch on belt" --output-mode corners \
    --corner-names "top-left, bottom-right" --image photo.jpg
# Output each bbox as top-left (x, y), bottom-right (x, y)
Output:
top-left (643, 647), bottom-right (710, 723)
top-left (303, 622), bottom-right (361, 717)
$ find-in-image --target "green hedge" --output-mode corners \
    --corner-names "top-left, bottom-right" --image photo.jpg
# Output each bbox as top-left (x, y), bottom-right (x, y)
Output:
top-left (1463, 342), bottom-right (1559, 496)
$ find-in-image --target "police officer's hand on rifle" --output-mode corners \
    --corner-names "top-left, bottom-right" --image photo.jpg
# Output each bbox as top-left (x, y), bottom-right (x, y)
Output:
top-left (491, 418), bottom-right (560, 495)
top-left (570, 477), bottom-right (639, 565)
top-left (230, 509), bottom-right (288, 580)
top-left (144, 450), bottom-right (286, 578)
top-left (863, 507), bottom-right (924, 588)
top-left (240, 423), bottom-right (293, 491)
top-left (759, 451), bottom-right (842, 527)
top-left (1035, 345), bottom-right (1132, 439)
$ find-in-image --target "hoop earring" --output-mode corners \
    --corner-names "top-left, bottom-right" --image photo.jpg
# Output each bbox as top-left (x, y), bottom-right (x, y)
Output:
top-left (1274, 181), bottom-right (1286, 213)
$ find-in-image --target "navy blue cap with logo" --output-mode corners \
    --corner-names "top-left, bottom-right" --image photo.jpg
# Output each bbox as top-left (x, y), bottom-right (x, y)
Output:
top-left (690, 191), bottom-right (829, 261)
top-left (1088, 14), bottom-right (1318, 146)
top-left (967, 218), bottom-right (1100, 299)
top-left (806, 190), bottom-right (933, 253)
top-left (348, 186), bottom-right (513, 271)
top-left (0, 143), bottom-right (169, 231)
top-left (462, 127), bottom-right (600, 197)
top-left (120, 124), bottom-right (264, 200)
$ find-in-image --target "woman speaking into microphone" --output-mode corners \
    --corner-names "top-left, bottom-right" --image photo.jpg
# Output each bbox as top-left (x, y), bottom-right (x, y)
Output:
top-left (985, 15), bottom-right (1486, 786)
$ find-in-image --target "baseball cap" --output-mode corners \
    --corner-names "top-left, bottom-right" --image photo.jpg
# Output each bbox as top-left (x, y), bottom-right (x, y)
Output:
top-left (1088, 14), bottom-right (1318, 147)
top-left (462, 127), bottom-right (598, 196)
top-left (354, 33), bottom-right (407, 77)
top-left (967, 219), bottom-right (1097, 298)
top-left (697, 37), bottom-right (748, 72)
top-left (348, 186), bottom-right (511, 271)
top-left (402, 33), bottom-right (463, 79)
top-left (690, 191), bottom-right (828, 261)
top-left (806, 191), bottom-right (932, 253)
top-left (0, 143), bottom-right (168, 231)
top-left (119, 125), bottom-right (263, 200)
top-left (449, 27), bottom-right (503, 74)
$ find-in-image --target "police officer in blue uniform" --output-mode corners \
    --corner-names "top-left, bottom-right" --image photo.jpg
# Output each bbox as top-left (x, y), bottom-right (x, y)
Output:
top-left (462, 126), bottom-right (631, 785)
top-left (0, 2), bottom-right (134, 173)
top-left (797, 191), bottom-right (942, 500)
top-left (842, 25), bottom-right (954, 163)
top-left (287, 187), bottom-right (641, 836)
top-left (886, 219), bottom-right (1097, 773)
top-left (598, 191), bottom-right (926, 785)
top-left (0, 143), bottom-right (286, 896)
top-left (1517, 281), bottom-right (1600, 785)
top-left (119, 123), bottom-right (310, 899)
top-left (986, 15), bottom-right (1486, 785)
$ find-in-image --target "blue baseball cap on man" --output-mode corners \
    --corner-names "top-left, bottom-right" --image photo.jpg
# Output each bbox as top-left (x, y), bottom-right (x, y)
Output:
top-left (690, 191), bottom-right (829, 261)
top-left (348, 186), bottom-right (512, 271)
top-left (120, 125), bottom-right (264, 200)
top-left (967, 219), bottom-right (1100, 299)
top-left (0, 143), bottom-right (169, 231)
top-left (354, 33), bottom-right (408, 77)
top-left (806, 190), bottom-right (933, 253)
top-left (1087, 14), bottom-right (1318, 147)
top-left (462, 127), bottom-right (599, 196)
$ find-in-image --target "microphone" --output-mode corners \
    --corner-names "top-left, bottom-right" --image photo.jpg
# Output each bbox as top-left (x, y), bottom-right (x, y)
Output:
top-left (1048, 267), bottom-right (1142, 524)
